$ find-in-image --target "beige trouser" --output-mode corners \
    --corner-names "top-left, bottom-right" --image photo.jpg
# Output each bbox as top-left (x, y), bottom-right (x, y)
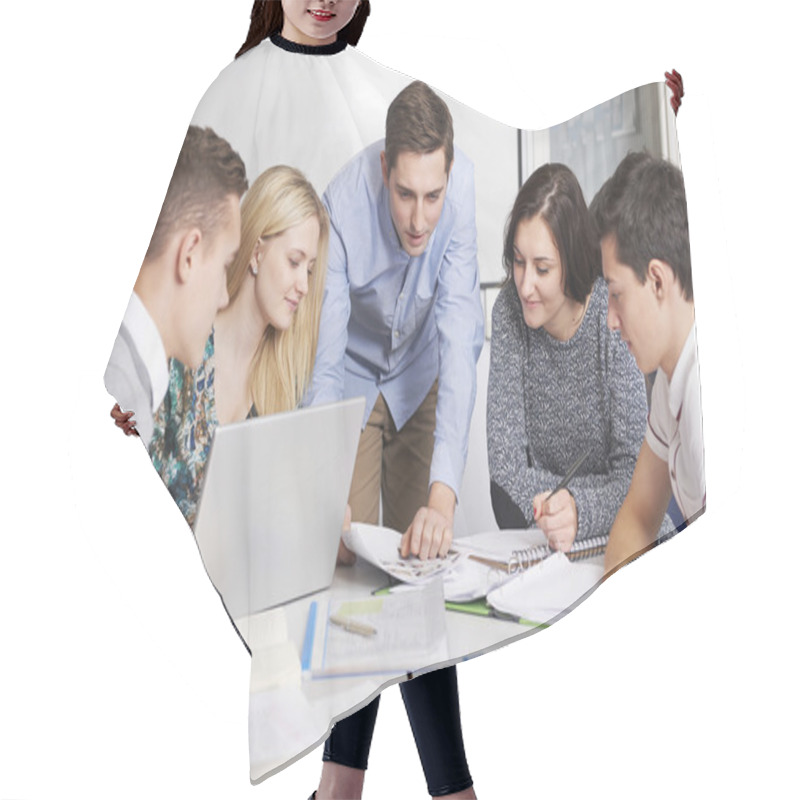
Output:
top-left (348, 382), bottom-right (437, 532)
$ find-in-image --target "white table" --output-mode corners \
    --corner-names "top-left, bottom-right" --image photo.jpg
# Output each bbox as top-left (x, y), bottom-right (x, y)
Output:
top-left (244, 557), bottom-right (534, 782)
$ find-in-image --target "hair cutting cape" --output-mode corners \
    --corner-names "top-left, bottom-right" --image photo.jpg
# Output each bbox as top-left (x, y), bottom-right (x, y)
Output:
top-left (104, 34), bottom-right (704, 783)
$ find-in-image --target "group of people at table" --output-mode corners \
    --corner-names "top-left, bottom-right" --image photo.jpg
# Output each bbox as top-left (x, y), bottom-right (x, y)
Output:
top-left (104, 2), bottom-right (704, 798)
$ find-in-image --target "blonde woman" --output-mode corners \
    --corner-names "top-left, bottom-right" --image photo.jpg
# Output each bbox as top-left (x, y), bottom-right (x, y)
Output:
top-left (149, 165), bottom-right (328, 528)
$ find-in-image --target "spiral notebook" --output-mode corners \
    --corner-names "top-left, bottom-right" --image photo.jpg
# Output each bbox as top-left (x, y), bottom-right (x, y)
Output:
top-left (462, 529), bottom-right (609, 572)
top-left (446, 529), bottom-right (607, 603)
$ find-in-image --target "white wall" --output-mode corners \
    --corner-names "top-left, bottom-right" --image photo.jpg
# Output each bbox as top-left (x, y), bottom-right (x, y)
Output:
top-left (446, 97), bottom-right (519, 287)
top-left (453, 344), bottom-right (498, 536)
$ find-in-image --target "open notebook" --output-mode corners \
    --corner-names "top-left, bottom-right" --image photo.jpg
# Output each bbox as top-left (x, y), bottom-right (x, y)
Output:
top-left (343, 523), bottom-right (605, 622)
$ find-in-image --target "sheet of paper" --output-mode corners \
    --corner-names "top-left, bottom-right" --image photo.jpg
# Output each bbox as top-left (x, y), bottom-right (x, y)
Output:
top-left (453, 527), bottom-right (548, 559)
top-left (246, 606), bottom-right (290, 650)
top-left (441, 555), bottom-right (515, 603)
top-left (344, 523), bottom-right (461, 584)
top-left (310, 580), bottom-right (448, 676)
top-left (345, 525), bottom-right (551, 602)
top-left (247, 606), bottom-right (302, 692)
top-left (250, 642), bottom-right (302, 693)
top-left (443, 528), bottom-right (549, 602)
top-left (487, 552), bottom-right (604, 623)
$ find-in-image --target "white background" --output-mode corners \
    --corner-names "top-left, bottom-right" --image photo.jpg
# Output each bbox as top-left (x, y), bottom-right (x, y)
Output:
top-left (1, 1), bottom-right (797, 798)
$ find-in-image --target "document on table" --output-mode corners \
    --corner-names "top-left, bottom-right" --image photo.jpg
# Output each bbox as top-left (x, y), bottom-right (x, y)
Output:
top-left (344, 524), bottom-right (542, 601)
top-left (444, 528), bottom-right (548, 602)
top-left (248, 607), bottom-right (302, 693)
top-left (486, 552), bottom-right (603, 624)
top-left (306, 580), bottom-right (448, 677)
top-left (341, 525), bottom-right (603, 613)
top-left (344, 523), bottom-right (461, 583)
top-left (455, 528), bottom-right (548, 558)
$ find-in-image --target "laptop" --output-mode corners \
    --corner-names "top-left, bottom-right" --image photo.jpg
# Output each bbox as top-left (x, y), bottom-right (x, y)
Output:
top-left (193, 397), bottom-right (365, 622)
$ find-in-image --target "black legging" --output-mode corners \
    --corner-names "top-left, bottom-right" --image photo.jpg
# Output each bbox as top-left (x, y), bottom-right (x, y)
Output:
top-left (323, 665), bottom-right (473, 797)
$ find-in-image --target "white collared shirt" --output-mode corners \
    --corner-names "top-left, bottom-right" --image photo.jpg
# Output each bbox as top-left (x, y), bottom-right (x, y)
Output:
top-left (104, 292), bottom-right (169, 447)
top-left (645, 324), bottom-right (706, 521)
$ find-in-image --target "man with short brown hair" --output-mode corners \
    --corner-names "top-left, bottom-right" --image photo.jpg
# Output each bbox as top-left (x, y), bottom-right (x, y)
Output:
top-left (308, 80), bottom-right (481, 800)
top-left (310, 79), bottom-right (483, 559)
top-left (593, 152), bottom-right (704, 572)
top-left (105, 126), bottom-right (247, 445)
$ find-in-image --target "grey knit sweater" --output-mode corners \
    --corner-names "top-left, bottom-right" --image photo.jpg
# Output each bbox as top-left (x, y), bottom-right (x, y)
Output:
top-left (488, 278), bottom-right (661, 540)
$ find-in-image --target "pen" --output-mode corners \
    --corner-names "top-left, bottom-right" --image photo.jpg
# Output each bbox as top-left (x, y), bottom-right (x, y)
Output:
top-left (301, 601), bottom-right (318, 672)
top-left (329, 614), bottom-right (377, 637)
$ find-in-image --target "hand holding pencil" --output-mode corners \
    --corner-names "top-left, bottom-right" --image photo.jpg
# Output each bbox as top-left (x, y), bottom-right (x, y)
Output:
top-left (533, 489), bottom-right (578, 552)
top-left (532, 450), bottom-right (589, 552)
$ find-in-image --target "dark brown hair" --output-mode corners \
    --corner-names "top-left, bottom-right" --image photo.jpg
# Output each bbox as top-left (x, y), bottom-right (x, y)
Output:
top-left (236, 1), bottom-right (371, 58)
top-left (503, 163), bottom-right (600, 304)
top-left (591, 151), bottom-right (692, 300)
top-left (146, 126), bottom-right (248, 261)
top-left (385, 81), bottom-right (454, 174)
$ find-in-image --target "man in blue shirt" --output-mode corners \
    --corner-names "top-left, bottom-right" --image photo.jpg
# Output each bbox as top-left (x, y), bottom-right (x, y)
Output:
top-left (309, 80), bottom-right (484, 560)
top-left (309, 81), bottom-right (481, 800)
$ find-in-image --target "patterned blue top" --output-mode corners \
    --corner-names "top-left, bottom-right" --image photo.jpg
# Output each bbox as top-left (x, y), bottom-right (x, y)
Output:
top-left (149, 332), bottom-right (219, 529)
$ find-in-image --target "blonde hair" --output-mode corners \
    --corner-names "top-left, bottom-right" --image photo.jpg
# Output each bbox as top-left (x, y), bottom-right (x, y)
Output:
top-left (226, 166), bottom-right (329, 416)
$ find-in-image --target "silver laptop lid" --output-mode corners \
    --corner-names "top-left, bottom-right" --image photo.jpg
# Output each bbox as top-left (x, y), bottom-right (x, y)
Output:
top-left (193, 397), bottom-right (365, 622)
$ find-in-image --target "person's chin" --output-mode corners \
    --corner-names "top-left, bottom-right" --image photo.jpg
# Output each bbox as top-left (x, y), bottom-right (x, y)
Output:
top-left (636, 356), bottom-right (655, 375)
top-left (275, 314), bottom-right (293, 332)
top-left (522, 310), bottom-right (543, 329)
top-left (628, 344), bottom-right (649, 373)
top-left (403, 234), bottom-right (428, 255)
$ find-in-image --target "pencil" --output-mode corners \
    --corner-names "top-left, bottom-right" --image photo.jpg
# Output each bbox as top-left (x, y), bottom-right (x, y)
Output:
top-left (467, 553), bottom-right (513, 572)
top-left (329, 614), bottom-right (377, 637)
top-left (545, 449), bottom-right (591, 502)
top-left (533, 449), bottom-right (591, 523)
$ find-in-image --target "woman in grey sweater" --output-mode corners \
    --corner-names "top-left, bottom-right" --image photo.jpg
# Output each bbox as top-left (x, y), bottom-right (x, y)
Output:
top-left (488, 163), bottom-right (655, 552)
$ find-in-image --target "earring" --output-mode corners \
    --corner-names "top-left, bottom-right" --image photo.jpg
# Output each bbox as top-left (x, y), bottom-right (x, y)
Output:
top-left (250, 261), bottom-right (259, 277)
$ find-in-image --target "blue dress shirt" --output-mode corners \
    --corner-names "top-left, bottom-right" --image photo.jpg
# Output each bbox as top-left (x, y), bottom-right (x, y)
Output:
top-left (308, 139), bottom-right (484, 499)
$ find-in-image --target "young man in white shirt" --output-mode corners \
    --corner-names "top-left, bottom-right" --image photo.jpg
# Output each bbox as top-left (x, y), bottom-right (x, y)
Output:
top-left (593, 152), bottom-right (705, 573)
top-left (105, 126), bottom-right (247, 446)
